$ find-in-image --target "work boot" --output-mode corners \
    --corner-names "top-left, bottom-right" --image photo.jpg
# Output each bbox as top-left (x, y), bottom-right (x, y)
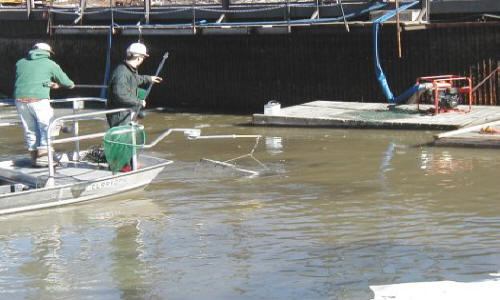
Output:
top-left (36, 146), bottom-right (55, 158)
top-left (37, 148), bottom-right (48, 157)
top-left (35, 155), bottom-right (58, 168)
top-left (35, 147), bottom-right (57, 168)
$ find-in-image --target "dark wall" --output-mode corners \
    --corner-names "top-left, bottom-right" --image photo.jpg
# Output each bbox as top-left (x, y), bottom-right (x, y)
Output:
top-left (0, 21), bottom-right (498, 112)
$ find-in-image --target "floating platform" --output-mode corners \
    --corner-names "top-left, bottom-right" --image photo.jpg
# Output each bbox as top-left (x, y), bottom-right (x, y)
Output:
top-left (433, 119), bottom-right (500, 148)
top-left (252, 101), bottom-right (500, 130)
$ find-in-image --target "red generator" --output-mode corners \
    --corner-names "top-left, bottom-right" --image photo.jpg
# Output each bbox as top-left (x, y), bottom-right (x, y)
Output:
top-left (416, 75), bottom-right (472, 115)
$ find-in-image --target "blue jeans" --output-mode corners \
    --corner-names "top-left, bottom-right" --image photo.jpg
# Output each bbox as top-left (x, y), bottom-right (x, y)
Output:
top-left (15, 99), bottom-right (55, 151)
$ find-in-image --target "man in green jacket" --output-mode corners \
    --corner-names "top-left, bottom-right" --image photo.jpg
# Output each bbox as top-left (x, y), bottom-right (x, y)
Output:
top-left (13, 42), bottom-right (75, 167)
top-left (106, 42), bottom-right (162, 128)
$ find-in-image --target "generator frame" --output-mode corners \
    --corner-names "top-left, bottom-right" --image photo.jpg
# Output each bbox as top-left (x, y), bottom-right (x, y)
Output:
top-left (416, 75), bottom-right (472, 115)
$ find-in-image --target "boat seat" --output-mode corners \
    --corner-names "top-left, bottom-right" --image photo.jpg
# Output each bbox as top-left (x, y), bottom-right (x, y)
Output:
top-left (0, 159), bottom-right (48, 188)
top-left (0, 168), bottom-right (45, 188)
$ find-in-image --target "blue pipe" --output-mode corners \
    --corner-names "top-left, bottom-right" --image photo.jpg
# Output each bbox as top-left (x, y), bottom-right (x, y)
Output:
top-left (100, 24), bottom-right (113, 99)
top-left (373, 1), bottom-right (419, 103)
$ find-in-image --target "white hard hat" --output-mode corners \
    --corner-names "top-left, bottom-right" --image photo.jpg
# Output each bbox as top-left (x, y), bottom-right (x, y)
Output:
top-left (126, 42), bottom-right (149, 57)
top-left (33, 42), bottom-right (54, 54)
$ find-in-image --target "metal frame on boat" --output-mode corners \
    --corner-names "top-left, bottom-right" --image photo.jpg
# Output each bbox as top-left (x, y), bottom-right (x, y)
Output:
top-left (0, 98), bottom-right (196, 215)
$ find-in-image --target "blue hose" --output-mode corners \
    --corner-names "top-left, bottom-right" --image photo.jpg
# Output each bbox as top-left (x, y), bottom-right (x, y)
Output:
top-left (373, 1), bottom-right (419, 103)
top-left (100, 25), bottom-right (112, 99)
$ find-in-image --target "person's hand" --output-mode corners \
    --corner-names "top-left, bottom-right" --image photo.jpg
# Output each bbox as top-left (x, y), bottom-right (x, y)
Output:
top-left (142, 100), bottom-right (147, 107)
top-left (48, 82), bottom-right (60, 89)
top-left (151, 76), bottom-right (163, 84)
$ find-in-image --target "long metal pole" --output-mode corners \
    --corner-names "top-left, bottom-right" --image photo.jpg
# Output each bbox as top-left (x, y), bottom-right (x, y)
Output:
top-left (133, 52), bottom-right (169, 121)
top-left (74, 84), bottom-right (109, 89)
top-left (145, 52), bottom-right (169, 99)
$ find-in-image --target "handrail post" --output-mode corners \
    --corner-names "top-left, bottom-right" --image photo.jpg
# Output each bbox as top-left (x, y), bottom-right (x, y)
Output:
top-left (131, 122), bottom-right (138, 171)
top-left (46, 135), bottom-right (55, 187)
top-left (72, 99), bottom-right (81, 161)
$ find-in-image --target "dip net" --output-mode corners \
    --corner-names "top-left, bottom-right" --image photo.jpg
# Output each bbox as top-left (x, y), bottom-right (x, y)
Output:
top-left (103, 125), bottom-right (146, 173)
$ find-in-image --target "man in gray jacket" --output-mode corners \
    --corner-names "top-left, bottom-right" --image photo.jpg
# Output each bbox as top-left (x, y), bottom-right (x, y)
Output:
top-left (106, 42), bottom-right (162, 127)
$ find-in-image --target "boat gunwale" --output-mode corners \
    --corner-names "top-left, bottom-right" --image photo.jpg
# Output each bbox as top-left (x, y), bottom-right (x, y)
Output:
top-left (0, 154), bottom-right (173, 199)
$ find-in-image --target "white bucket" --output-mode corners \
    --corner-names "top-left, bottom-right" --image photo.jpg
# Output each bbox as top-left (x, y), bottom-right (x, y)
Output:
top-left (264, 101), bottom-right (281, 115)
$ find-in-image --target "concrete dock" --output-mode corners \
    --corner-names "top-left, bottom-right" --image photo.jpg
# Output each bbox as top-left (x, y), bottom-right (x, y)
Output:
top-left (253, 101), bottom-right (500, 130)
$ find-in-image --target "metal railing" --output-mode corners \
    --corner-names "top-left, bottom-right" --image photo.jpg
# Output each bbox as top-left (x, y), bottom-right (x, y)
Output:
top-left (45, 98), bottom-right (134, 186)
top-left (43, 97), bottom-right (196, 187)
top-left (472, 66), bottom-right (499, 106)
top-left (2, 0), bottom-right (428, 31)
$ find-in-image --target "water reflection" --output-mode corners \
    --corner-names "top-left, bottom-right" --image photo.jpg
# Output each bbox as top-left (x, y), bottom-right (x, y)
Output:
top-left (19, 226), bottom-right (70, 296)
top-left (265, 136), bottom-right (283, 154)
top-left (420, 149), bottom-right (474, 175)
top-left (110, 220), bottom-right (151, 299)
top-left (0, 196), bottom-right (166, 298)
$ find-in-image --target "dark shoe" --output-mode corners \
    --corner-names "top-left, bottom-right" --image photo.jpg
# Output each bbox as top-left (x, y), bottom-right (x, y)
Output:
top-left (30, 150), bottom-right (38, 167)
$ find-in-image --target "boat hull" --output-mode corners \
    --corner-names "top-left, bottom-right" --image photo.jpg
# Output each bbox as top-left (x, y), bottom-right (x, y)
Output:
top-left (0, 162), bottom-right (169, 215)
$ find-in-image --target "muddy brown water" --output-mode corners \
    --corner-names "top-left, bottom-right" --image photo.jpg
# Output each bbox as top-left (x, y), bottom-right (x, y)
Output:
top-left (0, 109), bottom-right (499, 299)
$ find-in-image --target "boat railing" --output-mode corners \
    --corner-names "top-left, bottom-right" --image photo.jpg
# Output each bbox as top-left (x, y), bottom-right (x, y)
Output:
top-left (50, 97), bottom-right (107, 161)
top-left (45, 97), bottom-right (135, 187)
top-left (49, 97), bottom-right (107, 105)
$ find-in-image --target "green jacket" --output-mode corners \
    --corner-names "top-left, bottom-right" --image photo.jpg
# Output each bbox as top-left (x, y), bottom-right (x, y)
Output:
top-left (106, 62), bottom-right (152, 127)
top-left (13, 49), bottom-right (74, 100)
